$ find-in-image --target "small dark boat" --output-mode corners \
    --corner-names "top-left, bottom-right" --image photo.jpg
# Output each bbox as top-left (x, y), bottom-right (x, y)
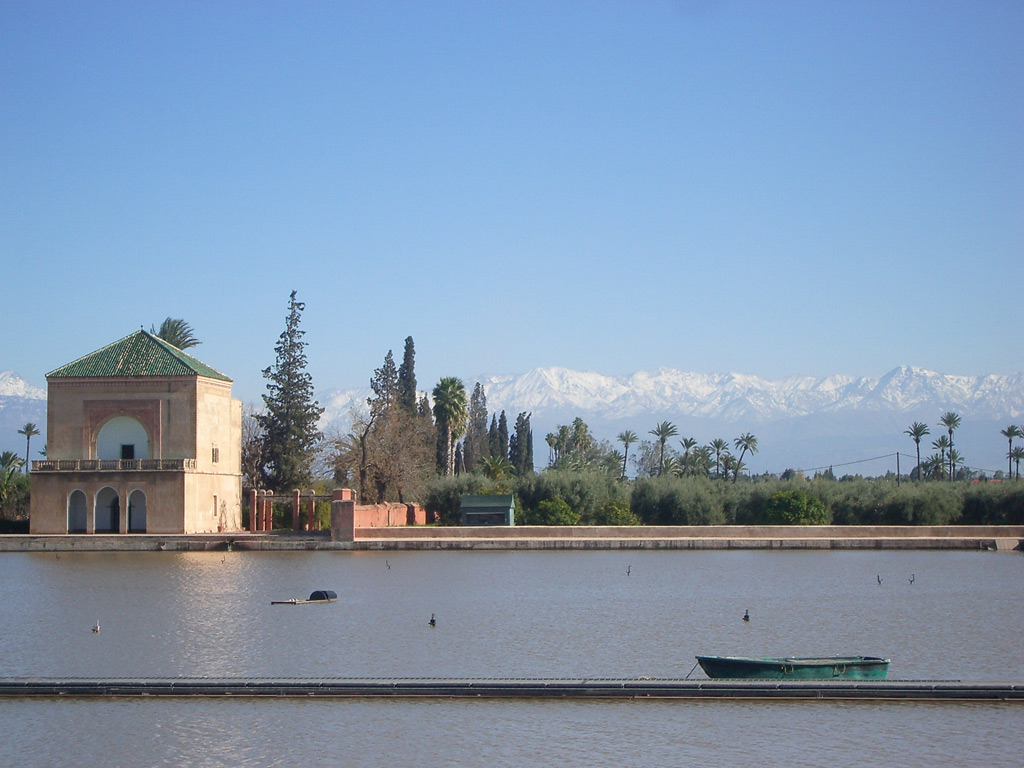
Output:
top-left (271, 590), bottom-right (338, 605)
top-left (696, 655), bottom-right (890, 680)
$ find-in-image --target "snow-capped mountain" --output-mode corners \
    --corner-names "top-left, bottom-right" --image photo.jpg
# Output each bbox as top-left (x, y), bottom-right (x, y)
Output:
top-left (0, 372), bottom-right (47, 457)
top-left (5, 364), bottom-right (1021, 476)
top-left (320, 365), bottom-right (1024, 475)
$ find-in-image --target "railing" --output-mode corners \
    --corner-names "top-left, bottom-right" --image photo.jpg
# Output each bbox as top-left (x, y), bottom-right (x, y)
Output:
top-left (31, 459), bottom-right (198, 472)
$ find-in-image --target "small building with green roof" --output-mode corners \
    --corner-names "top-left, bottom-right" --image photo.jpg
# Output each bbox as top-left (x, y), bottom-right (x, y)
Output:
top-left (30, 330), bottom-right (243, 535)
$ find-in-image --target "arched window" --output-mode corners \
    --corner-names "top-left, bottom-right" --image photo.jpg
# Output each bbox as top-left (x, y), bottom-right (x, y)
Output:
top-left (97, 417), bottom-right (149, 461)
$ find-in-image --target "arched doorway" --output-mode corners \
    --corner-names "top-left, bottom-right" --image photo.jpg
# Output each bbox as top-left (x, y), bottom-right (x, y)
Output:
top-left (97, 417), bottom-right (149, 461)
top-left (68, 490), bottom-right (88, 533)
top-left (95, 487), bottom-right (120, 533)
top-left (128, 490), bottom-right (147, 533)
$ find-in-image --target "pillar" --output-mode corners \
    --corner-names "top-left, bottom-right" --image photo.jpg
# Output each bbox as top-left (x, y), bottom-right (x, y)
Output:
top-left (248, 488), bottom-right (257, 533)
top-left (331, 488), bottom-right (355, 542)
top-left (292, 489), bottom-right (301, 531)
top-left (306, 493), bottom-right (316, 531)
top-left (263, 492), bottom-right (273, 531)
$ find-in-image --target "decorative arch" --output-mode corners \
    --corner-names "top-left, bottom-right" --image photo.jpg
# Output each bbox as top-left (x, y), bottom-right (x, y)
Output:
top-left (68, 490), bottom-right (88, 533)
top-left (128, 489), bottom-right (147, 533)
top-left (95, 486), bottom-right (120, 533)
top-left (84, 400), bottom-right (161, 460)
top-left (97, 416), bottom-right (150, 461)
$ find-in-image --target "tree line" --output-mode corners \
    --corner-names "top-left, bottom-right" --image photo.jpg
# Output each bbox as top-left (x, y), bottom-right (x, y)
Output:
top-left (5, 298), bottom-right (1022, 529)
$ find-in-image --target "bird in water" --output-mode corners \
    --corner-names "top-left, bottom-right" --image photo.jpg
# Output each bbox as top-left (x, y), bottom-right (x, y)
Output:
top-left (743, 609), bottom-right (750, 622)
top-left (428, 613), bottom-right (436, 628)
top-left (92, 621), bottom-right (100, 634)
top-left (386, 560), bottom-right (391, 571)
top-left (626, 565), bottom-right (631, 576)
top-left (877, 574), bottom-right (882, 585)
top-left (909, 574), bottom-right (915, 585)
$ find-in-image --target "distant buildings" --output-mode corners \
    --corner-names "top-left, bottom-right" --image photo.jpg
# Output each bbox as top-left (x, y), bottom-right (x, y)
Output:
top-left (29, 331), bottom-right (242, 534)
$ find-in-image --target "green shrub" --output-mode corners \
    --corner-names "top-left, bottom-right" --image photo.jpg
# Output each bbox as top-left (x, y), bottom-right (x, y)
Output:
top-left (591, 498), bottom-right (640, 526)
top-left (514, 470), bottom-right (624, 525)
top-left (760, 489), bottom-right (830, 525)
top-left (522, 496), bottom-right (580, 526)
top-left (630, 476), bottom-right (727, 525)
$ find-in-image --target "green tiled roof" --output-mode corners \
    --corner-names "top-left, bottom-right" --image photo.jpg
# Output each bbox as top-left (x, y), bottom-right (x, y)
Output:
top-left (47, 330), bottom-right (232, 382)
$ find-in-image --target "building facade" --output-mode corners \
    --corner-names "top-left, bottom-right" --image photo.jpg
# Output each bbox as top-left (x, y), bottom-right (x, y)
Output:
top-left (29, 330), bottom-right (243, 534)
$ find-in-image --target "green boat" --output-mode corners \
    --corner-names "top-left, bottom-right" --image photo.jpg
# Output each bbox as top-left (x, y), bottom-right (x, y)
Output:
top-left (696, 655), bottom-right (890, 680)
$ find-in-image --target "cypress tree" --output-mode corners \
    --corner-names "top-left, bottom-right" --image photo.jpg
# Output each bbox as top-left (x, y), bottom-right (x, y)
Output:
top-left (258, 291), bottom-right (324, 492)
top-left (497, 411), bottom-right (509, 461)
top-left (397, 336), bottom-right (417, 415)
top-left (488, 415), bottom-right (499, 460)
top-left (509, 411), bottom-right (534, 476)
top-left (463, 382), bottom-right (488, 472)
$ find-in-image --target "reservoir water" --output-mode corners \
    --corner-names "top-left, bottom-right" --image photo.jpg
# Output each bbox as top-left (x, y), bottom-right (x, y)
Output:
top-left (1, 549), bottom-right (1021, 766)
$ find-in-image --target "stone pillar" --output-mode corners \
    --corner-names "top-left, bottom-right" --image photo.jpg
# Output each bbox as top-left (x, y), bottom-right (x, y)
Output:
top-left (331, 488), bottom-right (355, 542)
top-left (86, 489), bottom-right (95, 535)
top-left (306, 494), bottom-right (316, 531)
top-left (292, 489), bottom-right (301, 531)
top-left (120, 486), bottom-right (129, 534)
top-left (248, 489), bottom-right (257, 533)
top-left (263, 492), bottom-right (273, 532)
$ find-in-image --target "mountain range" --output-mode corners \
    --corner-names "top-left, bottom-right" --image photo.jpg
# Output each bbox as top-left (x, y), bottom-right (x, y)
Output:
top-left (3, 366), bottom-right (1022, 476)
top-left (320, 365), bottom-right (1024, 476)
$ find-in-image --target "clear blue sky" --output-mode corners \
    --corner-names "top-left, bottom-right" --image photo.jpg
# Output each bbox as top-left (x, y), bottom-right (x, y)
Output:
top-left (3, 1), bottom-right (1021, 405)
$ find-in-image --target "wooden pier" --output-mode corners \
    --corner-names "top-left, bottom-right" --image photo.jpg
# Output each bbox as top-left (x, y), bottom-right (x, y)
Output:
top-left (1, 677), bottom-right (1022, 701)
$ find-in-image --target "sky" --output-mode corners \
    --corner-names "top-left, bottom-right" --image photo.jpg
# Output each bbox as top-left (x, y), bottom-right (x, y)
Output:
top-left (2, 1), bottom-right (1022, 406)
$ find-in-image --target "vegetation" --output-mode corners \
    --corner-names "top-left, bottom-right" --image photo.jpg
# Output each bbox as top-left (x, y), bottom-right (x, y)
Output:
top-left (433, 377), bottom-right (468, 477)
top-left (150, 317), bottom-right (200, 350)
top-left (17, 422), bottom-right (39, 473)
top-left (256, 291), bottom-right (324, 492)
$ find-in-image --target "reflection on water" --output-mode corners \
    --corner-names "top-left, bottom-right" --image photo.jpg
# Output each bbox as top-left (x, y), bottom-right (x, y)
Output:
top-left (1, 549), bottom-right (1021, 766)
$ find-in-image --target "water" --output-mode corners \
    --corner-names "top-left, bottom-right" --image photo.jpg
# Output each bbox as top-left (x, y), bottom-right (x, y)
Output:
top-left (1, 549), bottom-right (1021, 766)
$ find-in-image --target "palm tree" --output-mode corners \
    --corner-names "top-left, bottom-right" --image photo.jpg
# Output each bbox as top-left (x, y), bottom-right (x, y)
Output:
top-left (939, 412), bottom-right (961, 481)
top-left (480, 455), bottom-right (514, 481)
top-left (732, 432), bottom-right (758, 482)
top-left (17, 422), bottom-right (40, 474)
top-left (545, 433), bottom-right (557, 466)
top-left (649, 421), bottom-right (678, 477)
top-left (923, 453), bottom-right (946, 480)
top-left (948, 448), bottom-right (964, 481)
top-left (431, 377), bottom-right (468, 476)
top-left (720, 452), bottom-right (736, 482)
top-left (692, 445), bottom-right (713, 477)
top-left (679, 437), bottom-right (697, 475)
top-left (904, 422), bottom-right (930, 481)
top-left (1000, 425), bottom-right (1022, 479)
top-left (150, 317), bottom-right (200, 350)
top-left (617, 430), bottom-right (638, 480)
top-left (0, 451), bottom-right (24, 506)
top-left (709, 438), bottom-right (729, 479)
top-left (931, 435), bottom-right (950, 480)
top-left (1010, 446), bottom-right (1024, 480)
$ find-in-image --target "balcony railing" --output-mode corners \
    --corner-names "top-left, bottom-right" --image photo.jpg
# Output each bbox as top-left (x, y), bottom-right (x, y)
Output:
top-left (31, 459), bottom-right (198, 472)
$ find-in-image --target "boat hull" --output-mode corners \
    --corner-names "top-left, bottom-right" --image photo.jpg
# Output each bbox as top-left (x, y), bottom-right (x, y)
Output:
top-left (696, 655), bottom-right (890, 680)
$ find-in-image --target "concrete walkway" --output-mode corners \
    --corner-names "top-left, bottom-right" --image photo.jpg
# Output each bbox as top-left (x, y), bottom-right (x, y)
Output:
top-left (1, 526), bottom-right (1022, 552)
top-left (1, 677), bottom-right (1022, 701)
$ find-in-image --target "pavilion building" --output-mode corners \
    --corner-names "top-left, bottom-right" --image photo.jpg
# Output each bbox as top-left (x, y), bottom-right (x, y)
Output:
top-left (29, 330), bottom-right (242, 534)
